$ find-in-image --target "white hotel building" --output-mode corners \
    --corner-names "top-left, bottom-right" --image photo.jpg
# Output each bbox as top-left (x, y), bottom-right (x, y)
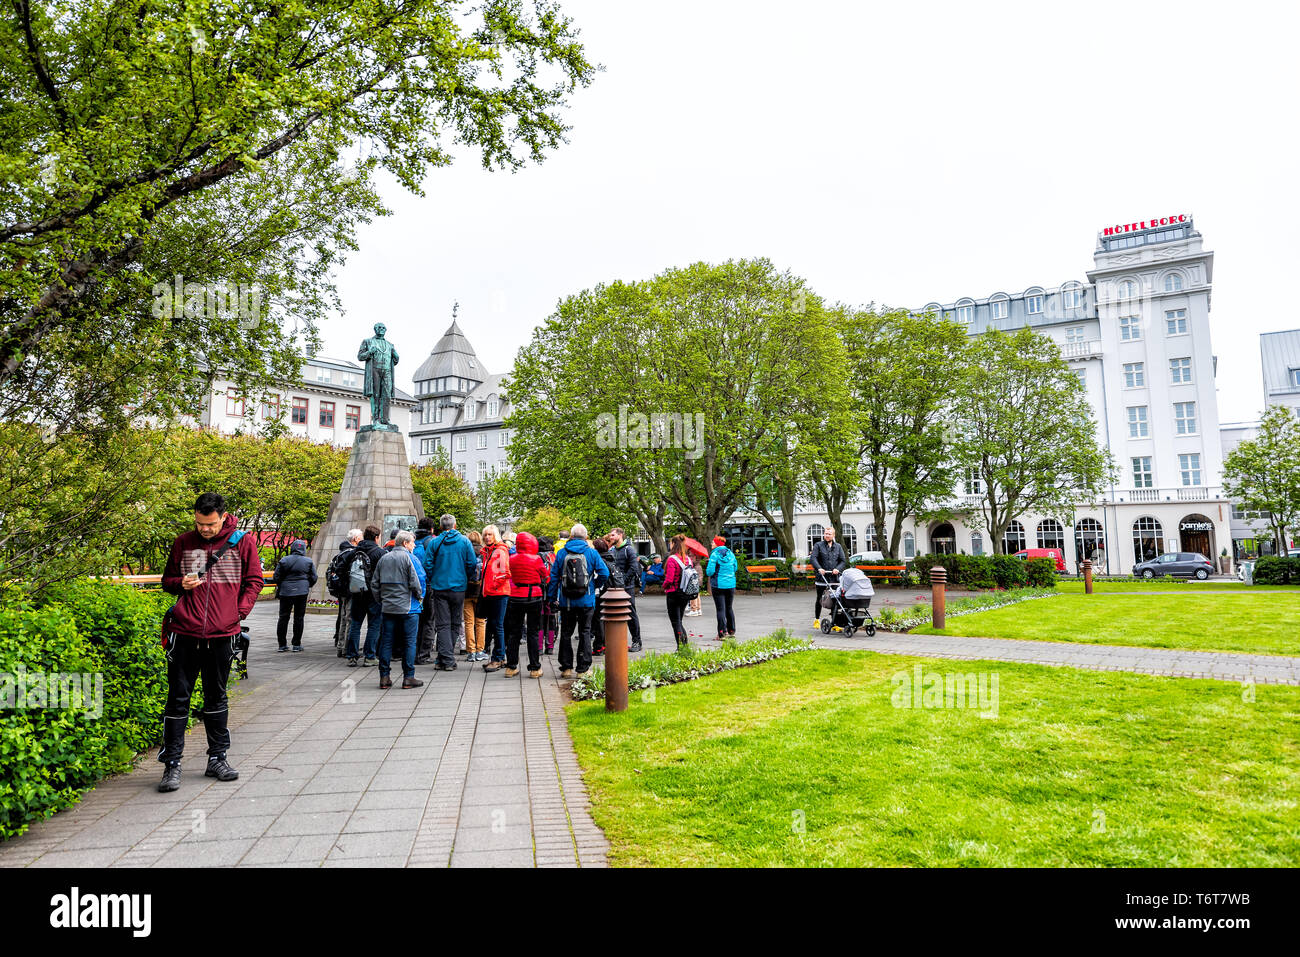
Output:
top-left (731, 215), bottom-right (1231, 574)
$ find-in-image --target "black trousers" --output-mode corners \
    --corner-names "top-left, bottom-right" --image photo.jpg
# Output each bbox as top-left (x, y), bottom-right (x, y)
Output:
top-left (592, 594), bottom-right (604, 651)
top-left (712, 587), bottom-right (736, 636)
top-left (666, 592), bottom-right (690, 644)
top-left (276, 594), bottom-right (308, 646)
top-left (417, 600), bottom-right (435, 660)
top-left (431, 590), bottom-right (466, 667)
top-left (558, 606), bottom-right (593, 673)
top-left (505, 599), bottom-right (543, 671)
top-left (160, 634), bottom-right (236, 764)
top-left (627, 592), bottom-right (641, 643)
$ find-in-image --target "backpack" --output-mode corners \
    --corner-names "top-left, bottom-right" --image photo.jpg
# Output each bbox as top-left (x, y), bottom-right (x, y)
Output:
top-left (561, 550), bottom-right (591, 599)
top-left (347, 549), bottom-right (372, 594)
top-left (675, 555), bottom-right (699, 599)
top-left (325, 547), bottom-right (353, 598)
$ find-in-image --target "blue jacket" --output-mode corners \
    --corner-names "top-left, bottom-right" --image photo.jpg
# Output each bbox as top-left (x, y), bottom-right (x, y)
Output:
top-left (422, 529), bottom-right (480, 592)
top-left (409, 550), bottom-right (427, 614)
top-left (546, 538), bottom-right (609, 609)
top-left (706, 545), bottom-right (737, 589)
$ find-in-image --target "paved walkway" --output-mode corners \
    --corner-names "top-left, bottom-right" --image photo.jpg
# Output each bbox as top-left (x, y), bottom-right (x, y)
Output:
top-left (0, 602), bottom-right (607, 868)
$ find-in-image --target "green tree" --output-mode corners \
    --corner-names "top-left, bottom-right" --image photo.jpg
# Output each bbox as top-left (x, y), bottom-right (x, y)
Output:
top-left (953, 328), bottom-right (1115, 553)
top-left (0, 0), bottom-right (595, 440)
top-left (515, 506), bottom-right (577, 540)
top-left (506, 260), bottom-right (847, 550)
top-left (834, 307), bottom-right (970, 561)
top-left (1223, 405), bottom-right (1300, 554)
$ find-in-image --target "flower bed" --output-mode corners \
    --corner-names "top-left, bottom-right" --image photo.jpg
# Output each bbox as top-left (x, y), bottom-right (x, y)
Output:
top-left (569, 631), bottom-right (814, 701)
top-left (875, 587), bottom-right (1058, 632)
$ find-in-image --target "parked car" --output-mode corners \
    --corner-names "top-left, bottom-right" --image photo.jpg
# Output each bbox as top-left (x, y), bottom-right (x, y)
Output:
top-left (849, 551), bottom-right (885, 565)
top-left (1012, 548), bottom-right (1066, 572)
top-left (1133, 552), bottom-right (1215, 580)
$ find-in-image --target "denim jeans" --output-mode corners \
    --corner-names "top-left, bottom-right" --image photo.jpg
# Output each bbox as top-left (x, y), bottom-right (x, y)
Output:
top-left (346, 594), bottom-right (380, 659)
top-left (379, 612), bottom-right (418, 679)
top-left (481, 594), bottom-right (509, 661)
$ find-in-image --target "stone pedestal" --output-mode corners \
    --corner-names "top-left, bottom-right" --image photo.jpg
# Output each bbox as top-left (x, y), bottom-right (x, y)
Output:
top-left (309, 428), bottom-right (424, 599)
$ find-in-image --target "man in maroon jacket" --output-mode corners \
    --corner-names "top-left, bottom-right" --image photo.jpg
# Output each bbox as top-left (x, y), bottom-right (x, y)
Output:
top-left (157, 492), bottom-right (265, 792)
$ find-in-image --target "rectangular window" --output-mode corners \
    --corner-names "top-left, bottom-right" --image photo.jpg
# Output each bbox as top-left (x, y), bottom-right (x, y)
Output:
top-left (432, 403), bottom-right (443, 424)
top-left (1170, 357), bottom-right (1192, 384)
top-left (990, 299), bottom-right (1008, 319)
top-left (477, 461), bottom-right (487, 482)
top-left (319, 401), bottom-right (334, 428)
top-left (261, 395), bottom-right (281, 420)
top-left (1290, 368), bottom-right (1300, 388)
top-left (476, 433), bottom-right (488, 449)
top-left (487, 399), bottom-right (499, 417)
top-left (1074, 369), bottom-right (1087, 387)
top-left (1063, 288), bottom-right (1082, 308)
top-left (1174, 401), bottom-right (1196, 434)
top-left (345, 405), bottom-right (360, 430)
top-left (957, 304), bottom-right (974, 323)
top-left (1025, 295), bottom-right (1043, 315)
top-left (342, 372), bottom-right (357, 389)
top-left (964, 471), bottom-right (982, 495)
top-left (226, 388), bottom-right (245, 417)
top-left (1065, 326), bottom-right (1085, 343)
top-left (498, 430), bottom-right (508, 447)
top-left (315, 366), bottom-right (330, 383)
top-left (1123, 362), bottom-right (1145, 388)
top-left (456, 463), bottom-right (466, 479)
top-left (1119, 315), bottom-right (1142, 340)
top-left (456, 435), bottom-right (467, 452)
top-left (464, 402), bottom-right (475, 422)
top-left (1126, 406), bottom-right (1149, 438)
top-left (420, 438), bottom-right (430, 455)
top-left (291, 397), bottom-right (308, 424)
top-left (1179, 453), bottom-right (1202, 486)
top-left (1132, 456), bottom-right (1153, 488)
top-left (1166, 309), bottom-right (1188, 335)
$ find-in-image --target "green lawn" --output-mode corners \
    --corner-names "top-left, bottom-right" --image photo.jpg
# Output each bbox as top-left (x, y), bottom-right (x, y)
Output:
top-left (1054, 579), bottom-right (1299, 594)
top-left (909, 592), bottom-right (1300, 655)
top-left (567, 650), bottom-right (1300, 866)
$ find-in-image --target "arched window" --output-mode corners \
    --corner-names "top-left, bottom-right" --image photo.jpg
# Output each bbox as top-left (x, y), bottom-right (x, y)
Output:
top-left (956, 299), bottom-right (975, 323)
top-left (971, 531), bottom-right (984, 556)
top-left (1132, 517), bottom-right (1164, 562)
top-left (1117, 279), bottom-right (1139, 302)
top-left (990, 294), bottom-right (1010, 320)
top-left (903, 532), bottom-right (915, 559)
top-left (1164, 273), bottom-right (1184, 292)
top-left (1060, 282), bottom-right (1083, 309)
top-left (840, 523), bottom-right (858, 556)
top-left (1002, 520), bottom-right (1026, 554)
top-left (806, 523), bottom-right (825, 555)
top-left (1037, 518), bottom-right (1066, 550)
top-left (1075, 518), bottom-right (1104, 566)
top-left (863, 524), bottom-right (879, 552)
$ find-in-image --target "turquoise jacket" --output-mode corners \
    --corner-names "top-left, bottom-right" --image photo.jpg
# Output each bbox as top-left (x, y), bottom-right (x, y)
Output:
top-left (706, 545), bottom-right (737, 589)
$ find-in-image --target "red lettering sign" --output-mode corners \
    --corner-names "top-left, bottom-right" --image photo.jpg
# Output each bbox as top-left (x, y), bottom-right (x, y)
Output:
top-left (1101, 214), bottom-right (1188, 235)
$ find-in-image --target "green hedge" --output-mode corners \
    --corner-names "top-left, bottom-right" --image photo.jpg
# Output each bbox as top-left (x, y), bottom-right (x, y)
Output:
top-left (910, 553), bottom-right (1053, 590)
top-left (1253, 556), bottom-right (1300, 585)
top-left (0, 581), bottom-right (171, 841)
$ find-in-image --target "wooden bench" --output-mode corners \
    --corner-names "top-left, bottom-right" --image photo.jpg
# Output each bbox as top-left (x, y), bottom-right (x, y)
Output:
top-left (747, 564), bottom-right (791, 595)
top-left (791, 563), bottom-right (816, 589)
top-left (855, 564), bottom-right (908, 582)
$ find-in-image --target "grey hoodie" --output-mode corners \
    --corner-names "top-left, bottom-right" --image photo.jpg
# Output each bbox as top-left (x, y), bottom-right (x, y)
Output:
top-left (274, 540), bottom-right (318, 597)
top-left (370, 546), bottom-right (423, 615)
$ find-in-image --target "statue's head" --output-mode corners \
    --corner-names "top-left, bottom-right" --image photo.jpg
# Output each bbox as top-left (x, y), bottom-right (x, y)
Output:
top-left (373, 323), bottom-right (387, 338)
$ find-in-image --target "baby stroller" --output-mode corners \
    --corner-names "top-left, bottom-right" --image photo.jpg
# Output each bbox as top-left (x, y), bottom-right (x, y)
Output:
top-left (817, 572), bottom-right (877, 638)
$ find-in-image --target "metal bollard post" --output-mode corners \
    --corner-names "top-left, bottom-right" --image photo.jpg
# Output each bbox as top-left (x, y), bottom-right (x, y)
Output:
top-left (1083, 558), bottom-right (1093, 594)
top-left (600, 587), bottom-right (632, 713)
top-left (930, 566), bottom-right (946, 630)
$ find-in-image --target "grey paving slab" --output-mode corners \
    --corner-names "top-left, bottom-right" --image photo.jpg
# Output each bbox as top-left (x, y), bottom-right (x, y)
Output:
top-left (4, 600), bottom-right (606, 869)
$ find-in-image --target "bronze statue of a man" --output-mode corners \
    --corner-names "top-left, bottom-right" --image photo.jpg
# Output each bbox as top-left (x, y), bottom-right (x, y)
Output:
top-left (358, 323), bottom-right (398, 427)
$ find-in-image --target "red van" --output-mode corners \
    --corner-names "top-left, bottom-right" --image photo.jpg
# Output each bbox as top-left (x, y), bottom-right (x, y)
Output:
top-left (1013, 548), bottom-right (1066, 572)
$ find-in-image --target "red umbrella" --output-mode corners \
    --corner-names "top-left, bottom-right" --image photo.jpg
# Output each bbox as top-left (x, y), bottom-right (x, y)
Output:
top-left (684, 537), bottom-right (710, 559)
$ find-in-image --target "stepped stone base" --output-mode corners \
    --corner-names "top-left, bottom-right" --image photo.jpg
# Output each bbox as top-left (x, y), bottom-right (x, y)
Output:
top-left (309, 429), bottom-right (424, 599)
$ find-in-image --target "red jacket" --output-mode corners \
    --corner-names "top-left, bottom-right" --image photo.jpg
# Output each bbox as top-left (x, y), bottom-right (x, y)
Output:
top-left (162, 512), bottom-right (265, 640)
top-left (509, 532), bottom-right (550, 600)
top-left (481, 540), bottom-right (513, 597)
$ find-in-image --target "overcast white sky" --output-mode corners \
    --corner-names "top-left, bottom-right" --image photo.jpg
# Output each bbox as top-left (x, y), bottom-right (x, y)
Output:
top-left (322, 0), bottom-right (1299, 425)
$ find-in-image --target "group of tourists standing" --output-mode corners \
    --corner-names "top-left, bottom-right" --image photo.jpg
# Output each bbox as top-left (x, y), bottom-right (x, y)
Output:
top-left (328, 518), bottom-right (651, 684)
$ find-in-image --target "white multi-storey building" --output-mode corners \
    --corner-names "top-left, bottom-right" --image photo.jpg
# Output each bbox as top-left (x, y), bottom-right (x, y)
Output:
top-left (739, 214), bottom-right (1232, 573)
top-left (196, 355), bottom-right (415, 446)
top-left (408, 320), bottom-right (513, 483)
